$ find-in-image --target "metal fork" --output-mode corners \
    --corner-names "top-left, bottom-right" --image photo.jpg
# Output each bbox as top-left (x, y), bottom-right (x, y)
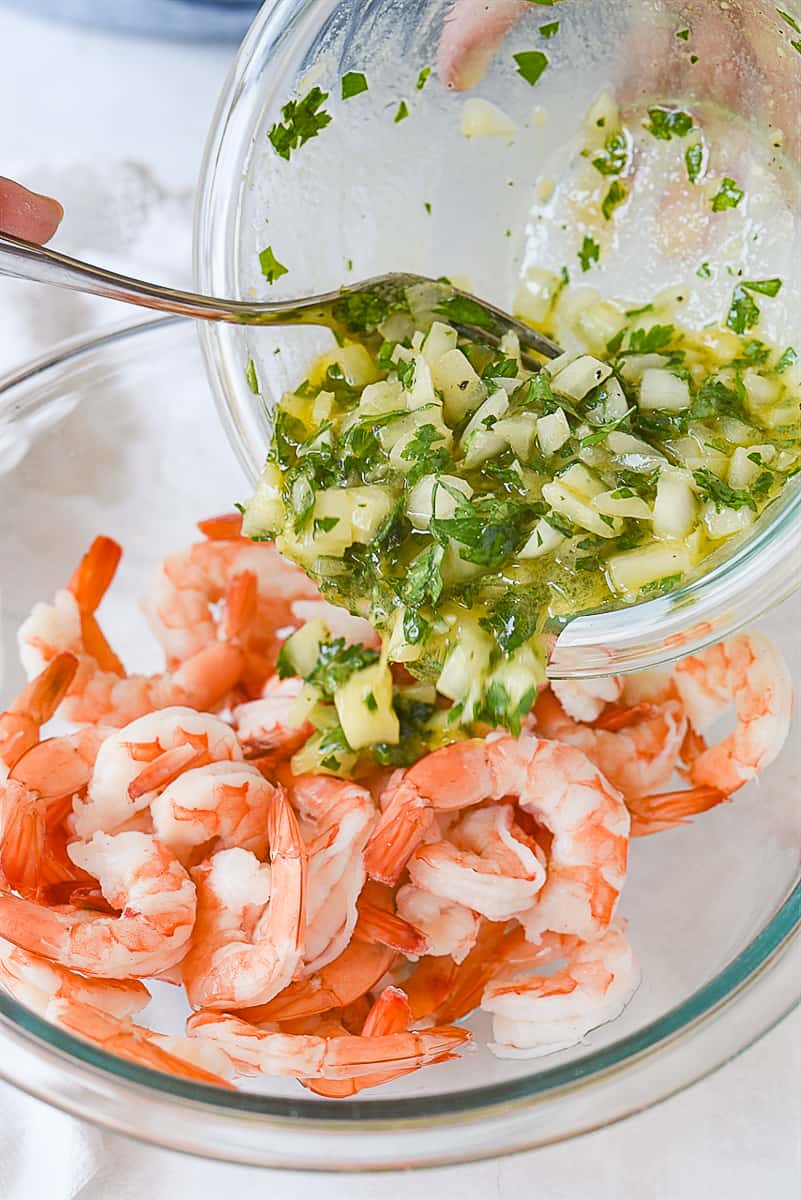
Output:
top-left (0, 232), bottom-right (562, 366)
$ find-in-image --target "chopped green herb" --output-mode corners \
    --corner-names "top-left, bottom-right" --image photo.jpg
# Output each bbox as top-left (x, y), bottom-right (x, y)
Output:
top-left (513, 50), bottom-right (549, 87)
top-left (693, 468), bottom-right (756, 511)
top-left (341, 71), bottom-right (368, 99)
top-left (676, 27), bottom-right (690, 40)
top-left (776, 346), bottom-right (798, 374)
top-left (416, 66), bottom-right (432, 90)
top-left (401, 543), bottom-right (444, 610)
top-left (602, 179), bottom-right (627, 220)
top-left (626, 324), bottom-right (675, 353)
top-left (313, 516), bottom-right (340, 534)
top-left (592, 130), bottom-right (628, 177)
top-left (401, 424), bottom-right (451, 483)
top-left (625, 303), bottom-right (654, 318)
top-left (777, 9), bottom-right (801, 34)
top-left (643, 106), bottom-right (693, 140)
top-left (685, 141), bottom-right (704, 183)
top-left (364, 690), bottom-right (378, 712)
top-left (474, 681), bottom-right (537, 737)
top-left (258, 245), bottom-right (289, 284)
top-left (434, 294), bottom-right (497, 331)
top-left (245, 358), bottom-right (259, 394)
top-left (580, 406), bottom-right (635, 446)
top-left (640, 573), bottom-right (682, 597)
top-left (578, 234), bottom-right (600, 272)
top-left (394, 100), bottom-right (409, 123)
top-left (726, 280), bottom-right (782, 334)
top-left (268, 86), bottom-right (331, 160)
top-left (689, 377), bottom-right (747, 421)
top-left (696, 261), bottom-right (712, 279)
top-left (539, 21), bottom-right (560, 37)
top-left (479, 591), bottom-right (542, 656)
top-left (305, 638), bottom-right (381, 700)
top-left (690, 53), bottom-right (699, 63)
top-left (396, 357), bottom-right (416, 391)
top-left (424, 200), bottom-right (432, 215)
top-left (743, 278), bottom-right (783, 298)
top-left (346, 258), bottom-right (353, 272)
top-left (711, 177), bottom-right (744, 211)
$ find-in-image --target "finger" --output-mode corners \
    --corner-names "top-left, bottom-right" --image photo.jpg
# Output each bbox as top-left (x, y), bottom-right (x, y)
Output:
top-left (0, 177), bottom-right (64, 243)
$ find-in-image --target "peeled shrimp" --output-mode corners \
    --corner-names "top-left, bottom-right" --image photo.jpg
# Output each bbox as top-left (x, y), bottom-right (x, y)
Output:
top-left (289, 599), bottom-right (381, 650)
top-left (152, 762), bottom-right (278, 864)
top-left (233, 675), bottom-right (313, 762)
top-left (406, 803), bottom-right (546, 922)
top-left (673, 632), bottom-right (793, 795)
top-left (437, 0), bottom-right (527, 91)
top-left (0, 653), bottom-right (78, 776)
top-left (551, 677), bottom-right (624, 725)
top-left (0, 831), bottom-right (196, 978)
top-left (0, 939), bottom-right (150, 1019)
top-left (73, 707), bottom-right (242, 841)
top-left (181, 789), bottom-right (306, 1010)
top-left (396, 884), bottom-right (479, 963)
top-left (482, 924), bottom-right (640, 1058)
top-left (186, 1009), bottom-right (469, 1080)
top-left (365, 734), bottom-right (629, 944)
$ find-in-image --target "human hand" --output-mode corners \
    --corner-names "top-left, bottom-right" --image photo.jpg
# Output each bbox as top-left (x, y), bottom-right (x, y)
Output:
top-left (0, 177), bottom-right (63, 243)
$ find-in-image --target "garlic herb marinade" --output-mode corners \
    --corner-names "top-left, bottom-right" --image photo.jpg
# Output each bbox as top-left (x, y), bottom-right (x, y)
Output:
top-left (241, 273), bottom-right (800, 775)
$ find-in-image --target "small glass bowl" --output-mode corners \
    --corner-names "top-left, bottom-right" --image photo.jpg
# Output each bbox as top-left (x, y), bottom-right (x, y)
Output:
top-left (195, 0), bottom-right (801, 678)
top-left (0, 317), bottom-right (799, 1168)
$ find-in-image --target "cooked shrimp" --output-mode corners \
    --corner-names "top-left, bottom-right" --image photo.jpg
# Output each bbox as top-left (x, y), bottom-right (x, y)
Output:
top-left (365, 735), bottom-right (629, 946)
top-left (233, 675), bottom-right (313, 762)
top-left (18, 538), bottom-right (246, 727)
top-left (482, 924), bottom-right (640, 1058)
top-left (185, 1009), bottom-right (469, 1080)
top-left (551, 677), bottom-right (624, 725)
top-left (181, 790), bottom-right (305, 1009)
top-left (152, 762), bottom-right (278, 864)
top-left (0, 653), bottom-right (78, 775)
top-left (48, 996), bottom-right (233, 1086)
top-left (289, 599), bottom-right (381, 650)
top-left (290, 774), bottom-right (375, 973)
top-left (396, 884), bottom-right (479, 963)
top-left (407, 804), bottom-right (545, 922)
top-left (437, 0), bottom-right (527, 91)
top-left (672, 633), bottom-right (793, 794)
top-left (0, 831), bottom-right (196, 978)
top-left (73, 707), bottom-right (242, 840)
top-left (0, 939), bottom-right (150, 1019)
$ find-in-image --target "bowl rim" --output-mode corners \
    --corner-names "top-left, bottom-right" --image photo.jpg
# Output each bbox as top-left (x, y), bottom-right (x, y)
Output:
top-left (0, 314), bottom-right (799, 1169)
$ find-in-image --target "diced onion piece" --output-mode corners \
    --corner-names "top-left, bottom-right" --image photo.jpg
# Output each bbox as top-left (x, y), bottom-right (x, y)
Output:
top-left (430, 348), bottom-right (487, 425)
top-left (514, 268), bottom-right (562, 326)
top-left (701, 502), bottom-right (756, 541)
top-left (242, 464), bottom-right (284, 538)
top-left (592, 490), bottom-right (652, 520)
top-left (606, 431), bottom-right (667, 468)
top-left (359, 379), bottom-right (404, 416)
top-left (406, 474), bottom-right (472, 530)
top-left (311, 344), bottom-right (379, 388)
top-left (385, 608), bottom-right (424, 663)
top-left (653, 468), bottom-right (697, 540)
top-left (461, 98), bottom-right (518, 138)
top-left (393, 348), bottom-right (437, 409)
top-left (543, 349), bottom-right (581, 379)
top-left (607, 542), bottom-right (690, 596)
top-left (695, 327), bottom-right (742, 365)
top-left (618, 354), bottom-right (669, 383)
top-left (437, 623), bottom-right (495, 716)
top-left (594, 376), bottom-right (629, 422)
top-left (280, 618), bottom-right (328, 678)
top-left (728, 444), bottom-right (775, 490)
top-left (494, 413), bottom-right (539, 460)
top-left (638, 369), bottom-right (690, 412)
top-left (335, 660), bottom-right (399, 751)
top-left (551, 355), bottom-right (613, 401)
top-left (422, 322), bottom-right (458, 365)
top-left (743, 370), bottom-right (780, 409)
top-left (541, 480), bottom-right (620, 538)
top-left (519, 517), bottom-right (566, 559)
top-left (537, 409), bottom-right (572, 455)
top-left (584, 92), bottom-right (620, 146)
top-left (441, 541), bottom-right (484, 584)
top-left (348, 487), bottom-right (395, 543)
top-left (664, 434), bottom-right (728, 474)
top-left (559, 462), bottom-right (605, 499)
top-left (387, 419), bottom-right (450, 472)
top-left (573, 299), bottom-right (626, 358)
top-left (312, 390), bottom-right (335, 423)
top-left (718, 416), bottom-right (754, 446)
top-left (460, 391), bottom-right (510, 467)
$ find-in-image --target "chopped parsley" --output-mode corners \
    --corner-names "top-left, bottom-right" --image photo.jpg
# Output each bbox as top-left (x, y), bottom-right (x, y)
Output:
top-left (643, 106), bottom-right (693, 140)
top-left (696, 261), bottom-right (712, 279)
top-left (364, 690), bottom-right (378, 712)
top-left (341, 71), bottom-right (368, 99)
top-left (578, 234), bottom-right (600, 272)
top-left (394, 100), bottom-right (409, 123)
top-left (711, 177), bottom-right (744, 211)
top-left (776, 346), bottom-right (798, 374)
top-left (539, 21), bottom-right (560, 37)
top-left (513, 50), bottom-right (549, 87)
top-left (592, 130), bottom-right (628, 177)
top-left (434, 294), bottom-right (497, 331)
top-left (301, 638), bottom-right (381, 700)
top-left (726, 280), bottom-right (782, 334)
top-left (676, 27), bottom-right (690, 40)
top-left (693, 468), bottom-right (756, 511)
top-left (416, 66), bottom-right (432, 90)
top-left (268, 86), bottom-right (331, 160)
top-left (424, 200), bottom-right (432, 215)
top-left (626, 324), bottom-right (675, 353)
top-left (602, 179), bottom-right (627, 220)
top-left (640, 573), bottom-right (682, 597)
top-left (685, 141), bottom-right (704, 183)
top-left (741, 278), bottom-right (782, 297)
top-left (258, 245), bottom-right (289, 284)
top-left (245, 358), bottom-right (259, 394)
top-left (777, 9), bottom-right (801, 33)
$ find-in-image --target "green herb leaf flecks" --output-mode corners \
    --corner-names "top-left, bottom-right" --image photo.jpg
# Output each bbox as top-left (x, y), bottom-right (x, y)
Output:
top-left (305, 638), bottom-right (380, 701)
top-left (696, 261), bottom-right (712, 279)
top-left (742, 278), bottom-right (783, 298)
top-left (626, 324), bottom-right (675, 353)
top-left (591, 130), bottom-right (628, 177)
top-left (434, 294), bottom-right (497, 331)
top-left (245, 358), bottom-right (259, 394)
top-left (580, 406), bottom-right (635, 447)
top-left (401, 424), bottom-right (451, 483)
top-left (685, 141), bottom-right (704, 183)
top-left (513, 50), bottom-right (549, 87)
top-left (693, 467), bottom-right (756, 512)
top-left (416, 66), bottom-right (432, 90)
top-left (601, 179), bottom-right (627, 220)
top-left (578, 234), bottom-right (600, 272)
top-left (431, 495), bottom-right (533, 571)
top-left (676, 27), bottom-right (690, 40)
top-left (777, 9), bottom-right (801, 34)
top-left (401, 543), bottom-right (445, 611)
top-left (689, 377), bottom-right (747, 422)
top-left (258, 245), bottom-right (289, 284)
top-left (639, 572), bottom-right (682, 598)
top-left (480, 592), bottom-right (542, 656)
top-left (539, 21), bottom-right (560, 37)
top-left (474, 681), bottom-right (537, 738)
top-left (341, 71), bottom-right (368, 100)
top-left (268, 86), bottom-right (332, 160)
top-left (396, 356), bottom-right (416, 391)
top-left (710, 177), bottom-right (744, 211)
top-left (776, 346), bottom-right (798, 374)
top-left (332, 287), bottom-right (398, 333)
top-left (394, 100), bottom-right (409, 123)
top-left (643, 106), bottom-right (694, 140)
top-left (726, 288), bottom-right (757, 335)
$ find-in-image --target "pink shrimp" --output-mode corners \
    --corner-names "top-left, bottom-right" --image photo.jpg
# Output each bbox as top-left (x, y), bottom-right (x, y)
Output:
top-left (482, 923), bottom-right (640, 1058)
top-left (185, 1008), bottom-right (469, 1081)
top-left (181, 788), bottom-right (306, 1010)
top-left (0, 831), bottom-right (196, 978)
top-left (406, 803), bottom-right (546, 922)
top-left (437, 0), bottom-right (528, 91)
top-left (233, 675), bottom-right (313, 762)
top-left (0, 653), bottom-right (78, 775)
top-left (396, 884), bottom-right (479, 963)
top-left (0, 939), bottom-right (150, 1019)
top-left (550, 677), bottom-right (624, 725)
top-left (365, 734), bottom-right (629, 945)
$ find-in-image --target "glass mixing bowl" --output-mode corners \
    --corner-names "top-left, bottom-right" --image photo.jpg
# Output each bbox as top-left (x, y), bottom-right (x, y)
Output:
top-left (196, 0), bottom-right (801, 678)
top-left (0, 317), bottom-right (798, 1168)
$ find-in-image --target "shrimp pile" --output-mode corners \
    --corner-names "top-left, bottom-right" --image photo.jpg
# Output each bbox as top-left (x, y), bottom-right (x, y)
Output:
top-left (0, 516), bottom-right (792, 1093)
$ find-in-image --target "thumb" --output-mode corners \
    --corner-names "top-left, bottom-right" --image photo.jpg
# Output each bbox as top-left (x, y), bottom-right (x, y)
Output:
top-left (0, 177), bottom-right (64, 243)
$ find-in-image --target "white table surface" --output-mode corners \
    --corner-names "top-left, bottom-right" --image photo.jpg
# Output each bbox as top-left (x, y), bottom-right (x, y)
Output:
top-left (0, 8), bottom-right (799, 1197)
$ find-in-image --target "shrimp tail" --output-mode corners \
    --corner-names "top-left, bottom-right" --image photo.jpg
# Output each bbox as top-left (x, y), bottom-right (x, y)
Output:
top-left (628, 785), bottom-right (728, 837)
top-left (364, 784), bottom-right (434, 885)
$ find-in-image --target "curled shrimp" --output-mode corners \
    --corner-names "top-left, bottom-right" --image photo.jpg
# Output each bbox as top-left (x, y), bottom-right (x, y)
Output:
top-left (406, 803), bottom-right (546, 922)
top-left (233, 675), bottom-right (313, 762)
top-left (0, 653), bottom-right (78, 776)
top-left (290, 774), bottom-right (376, 973)
top-left (0, 831), bottom-right (196, 978)
top-left (396, 884), bottom-right (479, 963)
top-left (181, 789), bottom-right (306, 1010)
top-left (72, 706), bottom-right (243, 841)
top-left (18, 537), bottom-right (247, 727)
top-left (185, 1008), bottom-right (470, 1081)
top-left (482, 923), bottom-right (640, 1059)
top-left (365, 734), bottom-right (629, 945)
top-left (550, 677), bottom-right (624, 725)
top-left (0, 939), bottom-right (150, 1019)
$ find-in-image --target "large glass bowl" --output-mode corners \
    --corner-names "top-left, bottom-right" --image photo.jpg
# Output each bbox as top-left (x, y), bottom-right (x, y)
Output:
top-left (0, 317), bottom-right (798, 1168)
top-left (196, 0), bottom-right (801, 678)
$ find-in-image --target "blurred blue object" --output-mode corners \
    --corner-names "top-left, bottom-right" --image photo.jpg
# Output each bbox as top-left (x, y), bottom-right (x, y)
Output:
top-left (2, 0), bottom-right (261, 40)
